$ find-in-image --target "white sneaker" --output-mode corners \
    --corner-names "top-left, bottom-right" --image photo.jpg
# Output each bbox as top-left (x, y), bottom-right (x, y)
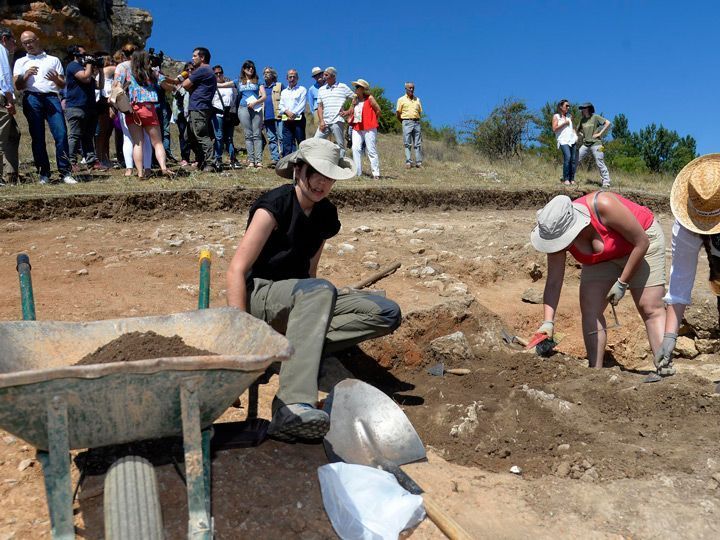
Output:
top-left (39, 175), bottom-right (50, 185)
top-left (62, 175), bottom-right (78, 185)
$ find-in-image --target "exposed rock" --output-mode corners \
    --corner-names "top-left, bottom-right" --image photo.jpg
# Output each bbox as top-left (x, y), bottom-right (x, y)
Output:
top-left (1, 1), bottom-right (152, 61)
top-left (450, 402), bottom-right (481, 438)
top-left (526, 262), bottom-right (543, 282)
top-left (429, 331), bottom-right (475, 363)
top-left (684, 295), bottom-right (720, 339)
top-left (521, 288), bottom-right (543, 305)
top-left (675, 336), bottom-right (699, 359)
top-left (17, 458), bottom-right (33, 472)
top-left (695, 339), bottom-right (719, 355)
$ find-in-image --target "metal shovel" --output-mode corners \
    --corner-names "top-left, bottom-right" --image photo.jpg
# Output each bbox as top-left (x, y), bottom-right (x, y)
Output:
top-left (587, 303), bottom-right (622, 335)
top-left (323, 379), bottom-right (473, 540)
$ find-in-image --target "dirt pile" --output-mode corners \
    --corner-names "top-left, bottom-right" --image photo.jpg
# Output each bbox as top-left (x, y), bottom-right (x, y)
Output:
top-left (74, 331), bottom-right (214, 365)
top-left (347, 300), bottom-right (720, 485)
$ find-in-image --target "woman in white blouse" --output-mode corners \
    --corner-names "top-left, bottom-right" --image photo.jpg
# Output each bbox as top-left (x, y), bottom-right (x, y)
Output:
top-left (552, 99), bottom-right (578, 186)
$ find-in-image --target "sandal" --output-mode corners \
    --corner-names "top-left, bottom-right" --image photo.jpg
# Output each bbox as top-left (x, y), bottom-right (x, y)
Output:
top-left (161, 169), bottom-right (176, 178)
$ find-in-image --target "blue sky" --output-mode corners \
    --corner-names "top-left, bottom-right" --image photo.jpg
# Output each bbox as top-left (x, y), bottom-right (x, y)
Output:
top-left (133, 0), bottom-right (714, 153)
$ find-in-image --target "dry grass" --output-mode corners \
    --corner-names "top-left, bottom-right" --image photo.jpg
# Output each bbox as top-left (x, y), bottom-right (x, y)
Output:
top-left (2, 119), bottom-right (674, 200)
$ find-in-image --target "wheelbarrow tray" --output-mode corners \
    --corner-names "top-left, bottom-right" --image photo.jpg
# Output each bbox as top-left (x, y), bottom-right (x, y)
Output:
top-left (0, 307), bottom-right (291, 451)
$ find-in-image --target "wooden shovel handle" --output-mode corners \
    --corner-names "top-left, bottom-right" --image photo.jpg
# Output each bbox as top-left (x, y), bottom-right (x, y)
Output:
top-left (349, 261), bottom-right (401, 290)
top-left (422, 493), bottom-right (474, 540)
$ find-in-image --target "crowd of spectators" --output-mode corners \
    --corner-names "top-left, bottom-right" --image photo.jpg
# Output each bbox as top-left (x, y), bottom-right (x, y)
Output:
top-left (0, 31), bottom-right (425, 185)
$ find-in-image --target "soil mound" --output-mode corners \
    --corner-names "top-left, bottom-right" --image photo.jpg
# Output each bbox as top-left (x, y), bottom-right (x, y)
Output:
top-left (75, 331), bottom-right (214, 365)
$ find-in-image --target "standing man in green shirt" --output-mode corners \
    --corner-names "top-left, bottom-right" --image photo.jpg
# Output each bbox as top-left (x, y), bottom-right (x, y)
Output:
top-left (577, 102), bottom-right (612, 188)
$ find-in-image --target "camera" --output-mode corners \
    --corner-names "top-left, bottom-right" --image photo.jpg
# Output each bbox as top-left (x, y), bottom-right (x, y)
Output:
top-left (148, 48), bottom-right (165, 68)
top-left (79, 54), bottom-right (104, 68)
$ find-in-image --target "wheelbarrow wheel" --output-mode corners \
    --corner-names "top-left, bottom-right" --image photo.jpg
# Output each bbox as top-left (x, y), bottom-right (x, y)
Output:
top-left (104, 455), bottom-right (163, 540)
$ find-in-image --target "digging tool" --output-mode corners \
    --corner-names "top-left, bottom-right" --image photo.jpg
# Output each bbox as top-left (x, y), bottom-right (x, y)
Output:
top-left (588, 304), bottom-right (621, 335)
top-left (426, 363), bottom-right (472, 377)
top-left (501, 328), bottom-right (528, 347)
top-left (323, 379), bottom-right (473, 540)
top-left (349, 261), bottom-right (401, 290)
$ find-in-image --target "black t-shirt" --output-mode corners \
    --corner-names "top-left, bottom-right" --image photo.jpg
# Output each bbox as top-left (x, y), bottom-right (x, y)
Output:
top-left (65, 61), bottom-right (95, 108)
top-left (247, 184), bottom-right (340, 283)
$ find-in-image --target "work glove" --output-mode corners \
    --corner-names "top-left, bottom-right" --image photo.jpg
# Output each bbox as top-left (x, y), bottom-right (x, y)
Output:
top-left (653, 332), bottom-right (677, 376)
top-left (606, 279), bottom-right (629, 306)
top-left (536, 321), bottom-right (554, 339)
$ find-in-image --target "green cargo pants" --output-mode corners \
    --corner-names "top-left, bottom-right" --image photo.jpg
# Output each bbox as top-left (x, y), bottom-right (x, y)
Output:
top-left (188, 109), bottom-right (214, 168)
top-left (0, 94), bottom-right (20, 182)
top-left (247, 277), bottom-right (401, 407)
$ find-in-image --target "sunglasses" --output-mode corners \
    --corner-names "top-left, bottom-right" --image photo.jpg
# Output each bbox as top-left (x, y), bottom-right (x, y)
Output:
top-left (214, 72), bottom-right (223, 75)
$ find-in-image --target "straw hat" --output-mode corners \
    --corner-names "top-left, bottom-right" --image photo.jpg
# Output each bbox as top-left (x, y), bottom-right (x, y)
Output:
top-left (351, 79), bottom-right (370, 90)
top-left (311, 66), bottom-right (323, 76)
top-left (275, 138), bottom-right (356, 181)
top-left (670, 154), bottom-right (720, 234)
top-left (530, 195), bottom-right (591, 253)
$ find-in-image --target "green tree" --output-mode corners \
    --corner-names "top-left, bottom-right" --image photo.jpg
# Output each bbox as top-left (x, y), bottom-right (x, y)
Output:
top-left (369, 86), bottom-right (401, 134)
top-left (611, 113), bottom-right (631, 140)
top-left (464, 98), bottom-right (538, 159)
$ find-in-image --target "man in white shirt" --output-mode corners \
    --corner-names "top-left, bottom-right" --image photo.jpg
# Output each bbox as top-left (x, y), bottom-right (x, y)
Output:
top-left (13, 31), bottom-right (74, 184)
top-left (0, 27), bottom-right (20, 186)
top-left (315, 66), bottom-right (353, 157)
top-left (279, 69), bottom-right (307, 156)
top-left (210, 64), bottom-right (239, 168)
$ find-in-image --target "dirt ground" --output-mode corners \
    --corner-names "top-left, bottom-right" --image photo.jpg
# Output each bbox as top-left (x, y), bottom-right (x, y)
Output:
top-left (1, 207), bottom-right (719, 539)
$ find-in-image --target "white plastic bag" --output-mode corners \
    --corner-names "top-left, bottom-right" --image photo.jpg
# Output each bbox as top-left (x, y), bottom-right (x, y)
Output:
top-left (318, 462), bottom-right (425, 540)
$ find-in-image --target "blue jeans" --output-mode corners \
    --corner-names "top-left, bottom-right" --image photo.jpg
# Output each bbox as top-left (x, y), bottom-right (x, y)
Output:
top-left (559, 144), bottom-right (577, 181)
top-left (22, 93), bottom-right (71, 175)
top-left (211, 112), bottom-right (237, 162)
top-left (263, 119), bottom-right (281, 163)
top-left (282, 117), bottom-right (306, 156)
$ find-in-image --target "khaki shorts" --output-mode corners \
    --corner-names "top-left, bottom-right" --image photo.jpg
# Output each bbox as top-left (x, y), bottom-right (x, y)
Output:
top-left (580, 219), bottom-right (666, 289)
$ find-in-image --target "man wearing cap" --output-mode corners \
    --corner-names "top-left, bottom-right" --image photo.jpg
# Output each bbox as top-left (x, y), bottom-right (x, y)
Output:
top-left (396, 82), bottom-right (423, 169)
top-left (577, 102), bottom-right (612, 188)
top-left (530, 191), bottom-right (665, 369)
top-left (315, 67), bottom-right (354, 157)
top-left (279, 69), bottom-right (307, 156)
top-left (657, 155), bottom-right (720, 376)
top-left (226, 138), bottom-right (401, 441)
top-left (307, 67), bottom-right (324, 117)
top-left (13, 31), bottom-right (73, 185)
top-left (0, 27), bottom-right (20, 186)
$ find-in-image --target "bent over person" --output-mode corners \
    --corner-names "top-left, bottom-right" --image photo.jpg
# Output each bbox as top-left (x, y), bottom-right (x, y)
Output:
top-left (657, 155), bottom-right (720, 376)
top-left (530, 192), bottom-right (666, 368)
top-left (226, 138), bottom-right (402, 441)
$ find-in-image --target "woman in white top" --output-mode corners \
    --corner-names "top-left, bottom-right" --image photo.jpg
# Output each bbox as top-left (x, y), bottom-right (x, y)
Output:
top-left (552, 99), bottom-right (578, 186)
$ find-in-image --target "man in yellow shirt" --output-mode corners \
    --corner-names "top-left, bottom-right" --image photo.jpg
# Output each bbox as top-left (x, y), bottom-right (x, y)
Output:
top-left (396, 82), bottom-right (423, 168)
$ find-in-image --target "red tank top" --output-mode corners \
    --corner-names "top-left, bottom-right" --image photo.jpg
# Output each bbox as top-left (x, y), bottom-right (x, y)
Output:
top-left (568, 193), bottom-right (654, 265)
top-left (352, 98), bottom-right (379, 131)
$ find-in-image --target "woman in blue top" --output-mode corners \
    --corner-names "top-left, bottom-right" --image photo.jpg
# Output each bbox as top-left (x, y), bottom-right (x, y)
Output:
top-left (236, 60), bottom-right (266, 168)
top-left (124, 50), bottom-right (176, 178)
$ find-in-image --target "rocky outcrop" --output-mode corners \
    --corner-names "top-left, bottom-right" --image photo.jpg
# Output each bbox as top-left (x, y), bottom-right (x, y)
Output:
top-left (0, 1), bottom-right (152, 59)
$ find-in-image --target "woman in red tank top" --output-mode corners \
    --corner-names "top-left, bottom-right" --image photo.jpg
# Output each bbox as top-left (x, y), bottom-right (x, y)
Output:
top-left (349, 79), bottom-right (382, 178)
top-left (530, 192), bottom-right (666, 368)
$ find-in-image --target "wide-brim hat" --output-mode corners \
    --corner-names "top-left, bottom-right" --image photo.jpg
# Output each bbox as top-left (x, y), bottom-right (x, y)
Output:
top-left (311, 66), bottom-right (323, 76)
top-left (579, 102), bottom-right (595, 114)
top-left (530, 195), bottom-right (591, 253)
top-left (670, 153), bottom-right (720, 234)
top-left (276, 138), bottom-right (356, 181)
top-left (351, 78), bottom-right (370, 90)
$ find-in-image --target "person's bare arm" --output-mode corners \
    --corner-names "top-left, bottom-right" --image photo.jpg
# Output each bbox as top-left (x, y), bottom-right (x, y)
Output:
top-left (73, 63), bottom-right (95, 84)
top-left (226, 209), bottom-right (276, 310)
top-left (14, 64), bottom-right (37, 90)
top-left (160, 78), bottom-right (177, 92)
top-left (217, 80), bottom-right (235, 88)
top-left (551, 114), bottom-right (570, 133)
top-left (593, 120), bottom-right (612, 139)
top-left (369, 95), bottom-right (381, 115)
top-left (596, 192), bottom-right (650, 284)
top-left (543, 250), bottom-right (567, 323)
top-left (308, 241), bottom-right (326, 278)
top-left (181, 77), bottom-right (194, 90)
top-left (252, 84), bottom-right (267, 106)
top-left (317, 102), bottom-right (326, 130)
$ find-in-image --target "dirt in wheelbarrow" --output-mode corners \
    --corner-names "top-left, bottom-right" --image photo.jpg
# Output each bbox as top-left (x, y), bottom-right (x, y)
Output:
top-left (74, 331), bottom-right (215, 365)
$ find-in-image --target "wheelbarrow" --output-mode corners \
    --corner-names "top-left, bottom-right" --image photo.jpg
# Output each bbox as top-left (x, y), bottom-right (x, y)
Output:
top-left (2, 255), bottom-right (292, 539)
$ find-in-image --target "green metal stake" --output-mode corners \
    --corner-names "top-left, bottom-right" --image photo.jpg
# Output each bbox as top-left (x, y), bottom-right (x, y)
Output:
top-left (198, 250), bottom-right (211, 310)
top-left (16, 253), bottom-right (36, 321)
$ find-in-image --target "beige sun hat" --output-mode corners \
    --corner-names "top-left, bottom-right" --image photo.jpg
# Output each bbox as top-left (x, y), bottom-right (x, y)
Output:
top-left (351, 78), bottom-right (370, 90)
top-left (670, 154), bottom-right (720, 235)
top-left (311, 66), bottom-right (323, 76)
top-left (275, 138), bottom-right (356, 181)
top-left (530, 195), bottom-right (591, 253)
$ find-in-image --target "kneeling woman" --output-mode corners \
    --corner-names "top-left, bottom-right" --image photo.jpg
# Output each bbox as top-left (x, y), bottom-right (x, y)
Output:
top-left (226, 138), bottom-right (401, 441)
top-left (530, 192), bottom-right (666, 367)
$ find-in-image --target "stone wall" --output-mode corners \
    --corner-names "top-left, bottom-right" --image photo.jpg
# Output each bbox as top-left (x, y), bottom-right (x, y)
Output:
top-left (0, 1), bottom-right (152, 59)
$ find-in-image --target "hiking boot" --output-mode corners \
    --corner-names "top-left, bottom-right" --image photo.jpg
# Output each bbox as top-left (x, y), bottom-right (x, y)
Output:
top-left (267, 403), bottom-right (330, 442)
top-left (62, 174), bottom-right (78, 185)
top-left (39, 175), bottom-right (50, 185)
top-left (415, 163), bottom-right (423, 169)
top-left (404, 163), bottom-right (412, 169)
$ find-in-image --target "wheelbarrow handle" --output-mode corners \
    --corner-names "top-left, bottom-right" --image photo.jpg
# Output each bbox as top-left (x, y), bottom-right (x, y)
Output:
top-left (198, 250), bottom-right (211, 310)
top-left (16, 253), bottom-right (36, 321)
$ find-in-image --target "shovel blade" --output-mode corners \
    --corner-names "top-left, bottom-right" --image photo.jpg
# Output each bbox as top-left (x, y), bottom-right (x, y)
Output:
top-left (323, 379), bottom-right (426, 468)
top-left (427, 362), bottom-right (445, 376)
